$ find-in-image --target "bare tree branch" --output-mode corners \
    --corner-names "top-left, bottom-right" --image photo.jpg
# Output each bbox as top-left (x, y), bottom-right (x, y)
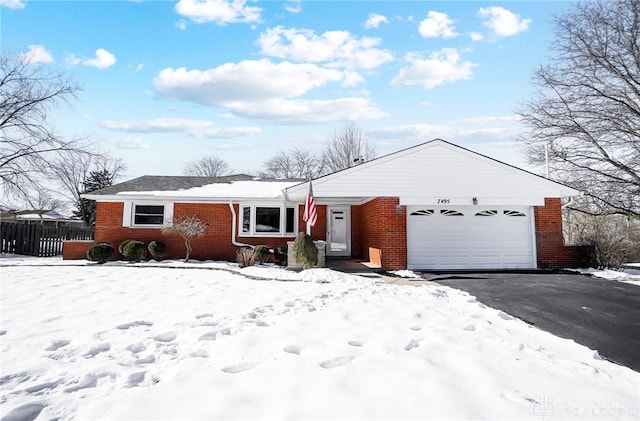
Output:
top-left (518, 0), bottom-right (640, 220)
top-left (183, 156), bottom-right (232, 177)
top-left (321, 123), bottom-right (375, 174)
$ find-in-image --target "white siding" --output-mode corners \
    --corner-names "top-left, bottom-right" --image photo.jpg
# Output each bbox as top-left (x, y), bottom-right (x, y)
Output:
top-left (286, 141), bottom-right (579, 205)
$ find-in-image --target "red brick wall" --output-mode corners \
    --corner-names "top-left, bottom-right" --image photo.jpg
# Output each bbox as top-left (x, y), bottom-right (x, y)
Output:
top-left (534, 198), bottom-right (592, 268)
top-left (91, 202), bottom-right (316, 261)
top-left (62, 241), bottom-right (94, 260)
top-left (355, 197), bottom-right (407, 270)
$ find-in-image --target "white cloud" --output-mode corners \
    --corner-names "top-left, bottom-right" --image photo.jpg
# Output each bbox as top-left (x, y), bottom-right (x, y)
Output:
top-left (257, 26), bottom-right (393, 69)
top-left (153, 59), bottom-right (385, 124)
top-left (364, 13), bottom-right (388, 29)
top-left (0, 0), bottom-right (24, 9)
top-left (154, 59), bottom-right (352, 104)
top-left (390, 48), bottom-right (476, 89)
top-left (175, 0), bottom-right (261, 25)
top-left (72, 49), bottom-right (116, 69)
top-left (101, 118), bottom-right (261, 138)
top-left (176, 19), bottom-right (188, 30)
top-left (128, 63), bottom-right (144, 72)
top-left (18, 45), bottom-right (53, 64)
top-left (284, 0), bottom-right (301, 14)
top-left (110, 136), bottom-right (150, 150)
top-left (226, 97), bottom-right (387, 124)
top-left (418, 11), bottom-right (458, 38)
top-left (478, 7), bottom-right (532, 37)
top-left (470, 32), bottom-right (484, 42)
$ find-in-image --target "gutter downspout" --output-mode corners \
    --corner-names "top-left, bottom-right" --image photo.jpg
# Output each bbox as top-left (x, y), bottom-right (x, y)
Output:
top-left (228, 201), bottom-right (253, 248)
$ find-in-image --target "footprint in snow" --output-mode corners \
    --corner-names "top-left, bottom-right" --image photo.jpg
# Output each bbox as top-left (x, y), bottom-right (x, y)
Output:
top-left (84, 343), bottom-right (111, 357)
top-left (116, 320), bottom-right (154, 330)
top-left (2, 403), bottom-right (45, 421)
top-left (24, 379), bottom-right (63, 394)
top-left (221, 362), bottom-right (257, 374)
top-left (195, 313), bottom-right (214, 319)
top-left (348, 340), bottom-right (363, 347)
top-left (0, 329), bottom-right (6, 336)
top-left (404, 339), bottom-right (420, 351)
top-left (319, 356), bottom-right (355, 369)
top-left (46, 339), bottom-right (70, 351)
top-left (135, 354), bottom-right (155, 365)
top-left (199, 332), bottom-right (217, 341)
top-left (64, 375), bottom-right (98, 393)
top-left (464, 325), bottom-right (476, 332)
top-left (154, 332), bottom-right (177, 342)
top-left (410, 326), bottom-right (422, 331)
top-left (126, 342), bottom-right (146, 353)
top-left (127, 371), bottom-right (146, 387)
top-left (283, 345), bottom-right (301, 355)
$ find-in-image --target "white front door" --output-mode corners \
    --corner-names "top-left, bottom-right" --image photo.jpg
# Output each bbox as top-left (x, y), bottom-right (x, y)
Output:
top-left (327, 206), bottom-right (350, 257)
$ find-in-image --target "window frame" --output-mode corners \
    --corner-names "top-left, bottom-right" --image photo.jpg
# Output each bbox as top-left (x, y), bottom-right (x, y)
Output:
top-left (239, 203), bottom-right (298, 237)
top-left (125, 202), bottom-right (174, 228)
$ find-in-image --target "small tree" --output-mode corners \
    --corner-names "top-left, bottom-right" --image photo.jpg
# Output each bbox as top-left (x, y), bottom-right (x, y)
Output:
top-left (162, 215), bottom-right (207, 262)
top-left (292, 232), bottom-right (318, 269)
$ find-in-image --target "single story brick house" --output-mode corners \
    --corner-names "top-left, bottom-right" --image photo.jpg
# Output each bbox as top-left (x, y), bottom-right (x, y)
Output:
top-left (75, 139), bottom-right (588, 270)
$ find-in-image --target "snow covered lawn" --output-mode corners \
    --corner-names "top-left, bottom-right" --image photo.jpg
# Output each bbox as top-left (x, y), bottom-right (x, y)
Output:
top-left (1, 257), bottom-right (638, 420)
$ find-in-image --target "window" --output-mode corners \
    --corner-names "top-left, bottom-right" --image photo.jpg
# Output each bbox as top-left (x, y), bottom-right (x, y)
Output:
top-left (504, 210), bottom-right (526, 217)
top-left (475, 210), bottom-right (498, 217)
top-left (239, 204), bottom-right (297, 236)
top-left (410, 209), bottom-right (434, 216)
top-left (441, 209), bottom-right (464, 216)
top-left (134, 205), bottom-right (164, 225)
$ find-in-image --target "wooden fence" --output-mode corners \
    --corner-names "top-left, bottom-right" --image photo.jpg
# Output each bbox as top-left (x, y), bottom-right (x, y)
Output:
top-left (0, 222), bottom-right (94, 257)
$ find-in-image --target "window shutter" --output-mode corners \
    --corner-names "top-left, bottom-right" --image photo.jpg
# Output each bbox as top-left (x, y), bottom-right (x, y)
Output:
top-left (164, 203), bottom-right (174, 226)
top-left (122, 202), bottom-right (132, 227)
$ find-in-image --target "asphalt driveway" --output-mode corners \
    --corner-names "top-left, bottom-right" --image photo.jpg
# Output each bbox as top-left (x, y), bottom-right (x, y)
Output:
top-left (427, 272), bottom-right (640, 372)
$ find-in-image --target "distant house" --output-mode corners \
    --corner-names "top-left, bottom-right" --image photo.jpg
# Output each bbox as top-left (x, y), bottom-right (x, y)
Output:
top-left (1, 210), bottom-right (84, 227)
top-left (80, 139), bottom-right (588, 270)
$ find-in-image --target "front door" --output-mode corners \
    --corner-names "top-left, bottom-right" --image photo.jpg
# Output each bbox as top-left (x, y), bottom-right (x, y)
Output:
top-left (326, 206), bottom-right (350, 257)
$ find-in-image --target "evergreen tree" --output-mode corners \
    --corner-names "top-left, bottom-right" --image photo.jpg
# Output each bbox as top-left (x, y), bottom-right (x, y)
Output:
top-left (74, 169), bottom-right (116, 225)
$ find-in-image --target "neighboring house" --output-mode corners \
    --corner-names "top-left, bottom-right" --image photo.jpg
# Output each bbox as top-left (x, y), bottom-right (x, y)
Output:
top-left (0, 210), bottom-right (84, 227)
top-left (80, 140), bottom-right (589, 270)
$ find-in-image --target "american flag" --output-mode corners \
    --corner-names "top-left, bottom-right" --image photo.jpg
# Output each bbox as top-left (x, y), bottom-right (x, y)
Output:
top-left (303, 179), bottom-right (317, 227)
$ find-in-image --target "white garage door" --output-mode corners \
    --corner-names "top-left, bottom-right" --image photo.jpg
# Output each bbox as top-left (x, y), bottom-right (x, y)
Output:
top-left (407, 206), bottom-right (535, 270)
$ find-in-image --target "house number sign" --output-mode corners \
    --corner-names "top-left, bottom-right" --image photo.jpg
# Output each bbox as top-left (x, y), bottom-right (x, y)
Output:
top-left (437, 198), bottom-right (451, 204)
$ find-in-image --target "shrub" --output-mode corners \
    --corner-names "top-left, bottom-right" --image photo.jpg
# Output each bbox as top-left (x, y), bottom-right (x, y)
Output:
top-left (274, 245), bottom-right (288, 266)
top-left (253, 245), bottom-right (269, 264)
top-left (236, 247), bottom-right (255, 267)
top-left (122, 240), bottom-right (146, 262)
top-left (87, 242), bottom-right (114, 264)
top-left (118, 239), bottom-right (133, 256)
top-left (292, 233), bottom-right (317, 269)
top-left (148, 241), bottom-right (167, 261)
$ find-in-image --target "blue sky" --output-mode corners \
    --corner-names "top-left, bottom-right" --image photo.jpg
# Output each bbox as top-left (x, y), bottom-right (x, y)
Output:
top-left (2, 0), bottom-right (571, 179)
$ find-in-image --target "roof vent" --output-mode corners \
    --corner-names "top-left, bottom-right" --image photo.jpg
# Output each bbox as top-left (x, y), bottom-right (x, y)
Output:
top-left (353, 157), bottom-right (365, 165)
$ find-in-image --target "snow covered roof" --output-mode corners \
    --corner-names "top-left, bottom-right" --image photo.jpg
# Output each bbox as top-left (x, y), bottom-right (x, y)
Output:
top-left (83, 175), bottom-right (303, 202)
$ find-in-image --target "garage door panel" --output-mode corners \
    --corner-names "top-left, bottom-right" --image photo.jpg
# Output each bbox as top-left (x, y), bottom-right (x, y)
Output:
top-left (407, 206), bottom-right (535, 270)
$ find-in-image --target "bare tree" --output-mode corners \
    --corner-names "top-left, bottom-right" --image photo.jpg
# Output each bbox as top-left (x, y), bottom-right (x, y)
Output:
top-left (48, 150), bottom-right (125, 225)
top-left (183, 156), bottom-right (232, 177)
top-left (518, 0), bottom-right (640, 220)
top-left (0, 52), bottom-right (90, 207)
top-left (162, 215), bottom-right (207, 262)
top-left (321, 123), bottom-right (375, 174)
top-left (261, 148), bottom-right (322, 179)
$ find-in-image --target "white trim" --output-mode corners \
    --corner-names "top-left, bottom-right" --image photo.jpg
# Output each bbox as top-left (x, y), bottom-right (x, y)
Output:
top-left (237, 202), bottom-right (298, 238)
top-left (125, 202), bottom-right (174, 229)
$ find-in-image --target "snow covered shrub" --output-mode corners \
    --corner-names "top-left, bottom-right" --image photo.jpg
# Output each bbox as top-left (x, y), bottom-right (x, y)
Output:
top-left (274, 245), bottom-right (287, 266)
top-left (253, 245), bottom-right (269, 264)
top-left (122, 240), bottom-right (146, 262)
top-left (148, 241), bottom-right (166, 261)
top-left (236, 247), bottom-right (255, 267)
top-left (87, 242), bottom-right (114, 264)
top-left (292, 233), bottom-right (317, 269)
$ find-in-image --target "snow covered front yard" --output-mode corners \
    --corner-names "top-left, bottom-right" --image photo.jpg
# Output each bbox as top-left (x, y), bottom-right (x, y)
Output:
top-left (1, 257), bottom-right (638, 420)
